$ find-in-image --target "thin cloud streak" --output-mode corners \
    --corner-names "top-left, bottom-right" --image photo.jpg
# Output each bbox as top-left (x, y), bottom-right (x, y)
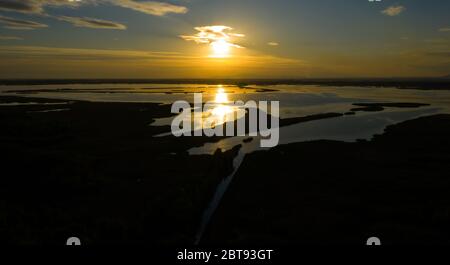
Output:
top-left (0, 35), bottom-right (23, 40)
top-left (0, 15), bottom-right (48, 30)
top-left (58, 16), bottom-right (127, 30)
top-left (110, 0), bottom-right (188, 16)
top-left (0, 45), bottom-right (185, 60)
top-left (0, 45), bottom-right (301, 62)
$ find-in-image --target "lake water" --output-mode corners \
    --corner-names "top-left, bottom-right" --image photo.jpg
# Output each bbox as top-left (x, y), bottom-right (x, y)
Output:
top-left (2, 83), bottom-right (450, 155)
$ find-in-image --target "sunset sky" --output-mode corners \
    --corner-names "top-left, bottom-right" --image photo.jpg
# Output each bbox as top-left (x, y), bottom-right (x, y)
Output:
top-left (0, 0), bottom-right (449, 78)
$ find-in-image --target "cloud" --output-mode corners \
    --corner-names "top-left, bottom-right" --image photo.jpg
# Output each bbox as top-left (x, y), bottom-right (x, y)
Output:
top-left (0, 15), bottom-right (48, 29)
top-left (439, 27), bottom-right (450, 32)
top-left (0, 1), bottom-right (126, 30)
top-left (0, 35), bottom-right (22, 40)
top-left (58, 16), bottom-right (127, 30)
top-left (268, 42), bottom-right (279, 46)
top-left (382, 5), bottom-right (405, 16)
top-left (110, 0), bottom-right (188, 16)
top-left (0, 1), bottom-right (188, 31)
top-left (180, 26), bottom-right (245, 48)
top-left (0, 0), bottom-right (81, 14)
top-left (0, 0), bottom-right (188, 16)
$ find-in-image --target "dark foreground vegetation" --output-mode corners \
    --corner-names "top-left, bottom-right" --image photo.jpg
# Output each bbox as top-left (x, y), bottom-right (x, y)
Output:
top-left (0, 96), bottom-right (236, 245)
top-left (204, 114), bottom-right (450, 245)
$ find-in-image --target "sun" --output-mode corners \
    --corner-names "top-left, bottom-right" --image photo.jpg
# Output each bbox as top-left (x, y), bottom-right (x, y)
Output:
top-left (210, 39), bottom-right (230, 58)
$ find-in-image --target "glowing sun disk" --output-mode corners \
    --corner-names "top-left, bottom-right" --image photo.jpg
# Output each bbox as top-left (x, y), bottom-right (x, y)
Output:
top-left (211, 39), bottom-right (230, 58)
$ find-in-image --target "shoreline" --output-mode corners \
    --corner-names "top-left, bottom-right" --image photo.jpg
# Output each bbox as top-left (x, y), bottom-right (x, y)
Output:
top-left (1, 78), bottom-right (449, 91)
